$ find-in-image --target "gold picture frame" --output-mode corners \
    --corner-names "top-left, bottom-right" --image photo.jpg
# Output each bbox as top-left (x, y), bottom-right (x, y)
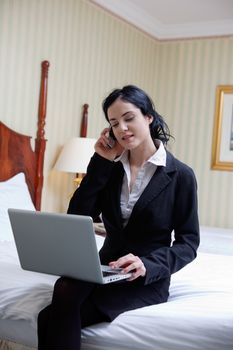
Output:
top-left (211, 85), bottom-right (233, 171)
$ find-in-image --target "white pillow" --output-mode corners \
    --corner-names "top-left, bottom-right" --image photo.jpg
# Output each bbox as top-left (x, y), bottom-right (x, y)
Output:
top-left (0, 173), bottom-right (35, 241)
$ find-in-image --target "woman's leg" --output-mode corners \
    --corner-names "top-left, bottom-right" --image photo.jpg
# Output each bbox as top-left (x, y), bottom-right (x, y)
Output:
top-left (38, 277), bottom-right (93, 350)
top-left (37, 277), bottom-right (107, 350)
top-left (37, 304), bottom-right (51, 350)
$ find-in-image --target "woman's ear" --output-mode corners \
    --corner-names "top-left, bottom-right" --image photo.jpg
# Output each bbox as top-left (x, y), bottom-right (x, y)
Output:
top-left (147, 115), bottom-right (154, 124)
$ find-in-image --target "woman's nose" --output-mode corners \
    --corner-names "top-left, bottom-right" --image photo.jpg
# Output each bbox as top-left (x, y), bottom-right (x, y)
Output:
top-left (119, 122), bottom-right (128, 131)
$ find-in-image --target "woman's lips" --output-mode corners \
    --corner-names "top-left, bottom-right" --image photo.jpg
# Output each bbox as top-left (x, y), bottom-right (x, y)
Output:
top-left (122, 134), bottom-right (133, 141)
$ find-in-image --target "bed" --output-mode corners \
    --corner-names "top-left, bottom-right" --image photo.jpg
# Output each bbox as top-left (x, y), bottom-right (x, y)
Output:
top-left (1, 228), bottom-right (233, 350)
top-left (1, 69), bottom-right (233, 350)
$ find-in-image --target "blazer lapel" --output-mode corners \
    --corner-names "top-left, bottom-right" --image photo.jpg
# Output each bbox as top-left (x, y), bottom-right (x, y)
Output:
top-left (127, 151), bottom-right (177, 222)
top-left (109, 162), bottom-right (125, 228)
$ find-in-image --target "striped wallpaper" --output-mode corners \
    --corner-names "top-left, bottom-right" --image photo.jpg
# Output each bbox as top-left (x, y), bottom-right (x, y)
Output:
top-left (0, 0), bottom-right (233, 228)
top-left (155, 38), bottom-right (233, 228)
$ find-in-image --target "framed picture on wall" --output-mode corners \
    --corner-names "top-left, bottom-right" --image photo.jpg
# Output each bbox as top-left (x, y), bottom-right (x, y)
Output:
top-left (211, 85), bottom-right (233, 171)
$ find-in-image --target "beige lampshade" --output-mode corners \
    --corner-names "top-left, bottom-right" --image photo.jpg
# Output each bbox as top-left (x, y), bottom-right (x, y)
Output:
top-left (54, 137), bottom-right (96, 174)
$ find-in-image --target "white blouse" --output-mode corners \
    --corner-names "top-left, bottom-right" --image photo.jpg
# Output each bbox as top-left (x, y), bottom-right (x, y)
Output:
top-left (115, 140), bottom-right (166, 226)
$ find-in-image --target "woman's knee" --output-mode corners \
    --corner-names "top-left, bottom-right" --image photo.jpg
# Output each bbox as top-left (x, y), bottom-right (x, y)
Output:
top-left (52, 277), bottom-right (77, 304)
top-left (54, 277), bottom-right (72, 295)
top-left (52, 277), bottom-right (94, 306)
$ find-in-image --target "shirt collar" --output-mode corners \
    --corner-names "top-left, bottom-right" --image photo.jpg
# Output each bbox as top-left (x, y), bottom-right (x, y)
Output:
top-left (148, 140), bottom-right (166, 166)
top-left (114, 140), bottom-right (166, 167)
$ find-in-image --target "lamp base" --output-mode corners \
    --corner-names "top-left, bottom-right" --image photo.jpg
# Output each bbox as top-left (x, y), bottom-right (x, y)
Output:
top-left (73, 173), bottom-right (83, 187)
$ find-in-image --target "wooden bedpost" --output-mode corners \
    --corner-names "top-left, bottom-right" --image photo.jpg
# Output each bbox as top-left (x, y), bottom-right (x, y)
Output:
top-left (35, 60), bottom-right (50, 210)
top-left (80, 103), bottom-right (89, 137)
top-left (73, 104), bottom-right (89, 186)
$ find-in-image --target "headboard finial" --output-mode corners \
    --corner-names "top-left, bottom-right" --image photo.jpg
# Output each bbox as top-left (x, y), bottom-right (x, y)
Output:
top-left (37, 61), bottom-right (50, 140)
top-left (42, 60), bottom-right (50, 76)
top-left (80, 103), bottom-right (89, 137)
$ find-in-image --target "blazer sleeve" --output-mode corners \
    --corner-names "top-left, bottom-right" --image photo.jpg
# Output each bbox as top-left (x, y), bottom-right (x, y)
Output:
top-left (141, 164), bottom-right (200, 285)
top-left (67, 153), bottom-right (115, 219)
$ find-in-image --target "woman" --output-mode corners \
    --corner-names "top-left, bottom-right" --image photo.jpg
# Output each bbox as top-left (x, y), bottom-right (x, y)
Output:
top-left (37, 85), bottom-right (199, 350)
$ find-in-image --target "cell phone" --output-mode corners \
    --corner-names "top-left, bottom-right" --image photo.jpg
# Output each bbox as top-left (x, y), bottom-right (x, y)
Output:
top-left (107, 128), bottom-right (116, 149)
top-left (109, 127), bottom-right (116, 140)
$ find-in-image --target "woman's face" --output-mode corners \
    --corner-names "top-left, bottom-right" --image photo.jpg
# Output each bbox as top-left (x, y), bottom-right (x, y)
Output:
top-left (107, 98), bottom-right (153, 150)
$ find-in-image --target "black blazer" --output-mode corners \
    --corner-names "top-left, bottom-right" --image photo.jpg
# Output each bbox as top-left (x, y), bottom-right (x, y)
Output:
top-left (68, 151), bottom-right (199, 319)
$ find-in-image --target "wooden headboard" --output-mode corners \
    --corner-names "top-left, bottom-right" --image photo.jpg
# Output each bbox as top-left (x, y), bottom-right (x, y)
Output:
top-left (0, 60), bottom-right (50, 210)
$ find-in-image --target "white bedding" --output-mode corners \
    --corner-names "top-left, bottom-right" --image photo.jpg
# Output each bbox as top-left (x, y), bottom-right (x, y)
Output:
top-left (0, 228), bottom-right (233, 350)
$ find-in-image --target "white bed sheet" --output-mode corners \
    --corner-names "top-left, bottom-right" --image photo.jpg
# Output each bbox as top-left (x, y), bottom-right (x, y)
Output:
top-left (0, 229), bottom-right (233, 350)
top-left (82, 251), bottom-right (233, 350)
top-left (0, 241), bottom-right (57, 348)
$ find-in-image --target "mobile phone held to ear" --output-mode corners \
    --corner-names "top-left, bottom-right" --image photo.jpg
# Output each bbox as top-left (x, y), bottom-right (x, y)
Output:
top-left (107, 128), bottom-right (116, 149)
top-left (109, 127), bottom-right (116, 140)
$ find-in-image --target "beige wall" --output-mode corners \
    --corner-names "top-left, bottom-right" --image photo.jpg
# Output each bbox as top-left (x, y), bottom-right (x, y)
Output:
top-left (0, 0), bottom-right (159, 212)
top-left (1, 0), bottom-right (233, 227)
top-left (155, 38), bottom-right (233, 228)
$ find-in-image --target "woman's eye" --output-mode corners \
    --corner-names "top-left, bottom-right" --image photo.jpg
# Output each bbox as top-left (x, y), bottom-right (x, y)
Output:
top-left (125, 116), bottom-right (134, 122)
top-left (110, 115), bottom-right (134, 128)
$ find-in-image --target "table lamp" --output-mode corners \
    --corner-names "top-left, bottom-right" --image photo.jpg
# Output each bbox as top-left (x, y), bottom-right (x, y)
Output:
top-left (54, 137), bottom-right (96, 186)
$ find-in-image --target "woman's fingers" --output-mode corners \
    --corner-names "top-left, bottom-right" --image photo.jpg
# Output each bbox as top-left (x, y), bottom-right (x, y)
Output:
top-left (109, 253), bottom-right (146, 281)
top-left (94, 128), bottom-right (124, 160)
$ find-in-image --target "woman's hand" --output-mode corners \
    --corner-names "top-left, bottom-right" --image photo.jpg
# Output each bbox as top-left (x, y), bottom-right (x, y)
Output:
top-left (109, 253), bottom-right (146, 281)
top-left (94, 128), bottom-right (124, 161)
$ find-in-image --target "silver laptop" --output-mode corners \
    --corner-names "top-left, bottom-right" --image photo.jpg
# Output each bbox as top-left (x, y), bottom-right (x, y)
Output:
top-left (8, 209), bottom-right (132, 284)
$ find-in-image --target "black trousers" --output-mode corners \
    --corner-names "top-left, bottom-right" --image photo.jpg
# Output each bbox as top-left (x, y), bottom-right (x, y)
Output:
top-left (37, 277), bottom-right (108, 350)
top-left (37, 275), bottom-right (168, 350)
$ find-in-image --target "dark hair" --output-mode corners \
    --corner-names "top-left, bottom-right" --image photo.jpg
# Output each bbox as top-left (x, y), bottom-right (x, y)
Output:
top-left (102, 85), bottom-right (172, 144)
